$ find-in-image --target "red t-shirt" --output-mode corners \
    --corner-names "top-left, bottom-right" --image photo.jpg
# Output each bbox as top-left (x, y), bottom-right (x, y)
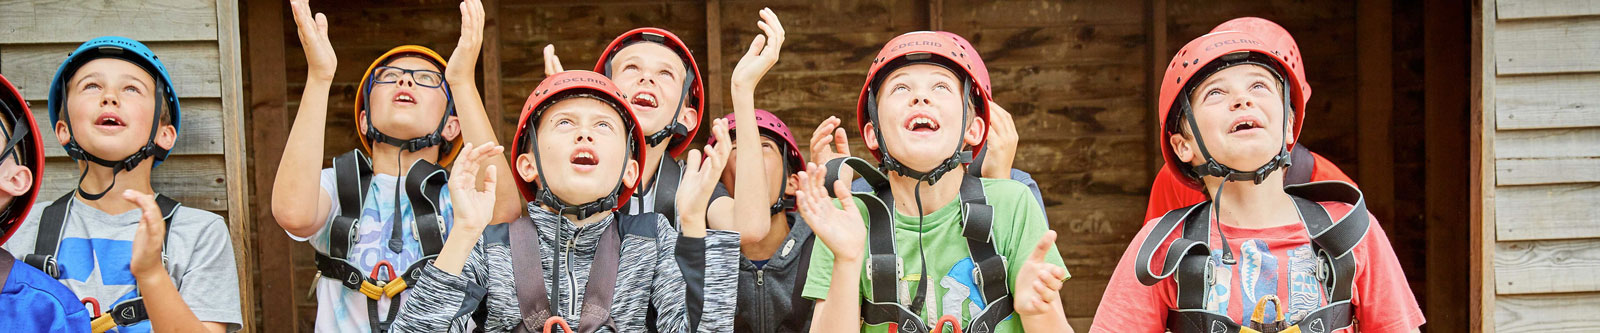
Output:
top-left (1092, 202), bottom-right (1425, 333)
top-left (1145, 150), bottom-right (1355, 222)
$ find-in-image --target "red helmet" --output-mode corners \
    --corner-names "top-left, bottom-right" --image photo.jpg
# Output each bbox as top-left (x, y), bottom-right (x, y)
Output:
top-left (1157, 30), bottom-right (1307, 190)
top-left (595, 28), bottom-right (703, 158)
top-left (0, 74), bottom-right (45, 245)
top-left (936, 31), bottom-right (991, 95)
top-left (707, 109), bottom-right (804, 169)
top-left (855, 31), bottom-right (992, 164)
top-left (511, 71), bottom-right (647, 211)
top-left (1211, 17), bottom-right (1310, 114)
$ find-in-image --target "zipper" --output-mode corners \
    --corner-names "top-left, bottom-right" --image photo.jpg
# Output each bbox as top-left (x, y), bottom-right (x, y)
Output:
top-left (564, 235), bottom-right (578, 317)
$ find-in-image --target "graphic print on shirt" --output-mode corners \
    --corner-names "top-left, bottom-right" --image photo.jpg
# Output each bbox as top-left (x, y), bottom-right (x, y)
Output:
top-left (57, 238), bottom-right (152, 333)
top-left (1285, 245), bottom-right (1320, 322)
top-left (1239, 240), bottom-right (1280, 322)
top-left (939, 258), bottom-right (984, 320)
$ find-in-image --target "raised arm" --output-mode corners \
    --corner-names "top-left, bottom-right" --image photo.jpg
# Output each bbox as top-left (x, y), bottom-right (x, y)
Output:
top-left (272, 0), bottom-right (337, 238)
top-left (708, 8), bottom-right (786, 245)
top-left (443, 0), bottom-right (521, 224)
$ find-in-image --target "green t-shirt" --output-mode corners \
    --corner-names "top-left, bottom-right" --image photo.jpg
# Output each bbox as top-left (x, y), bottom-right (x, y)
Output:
top-left (802, 178), bottom-right (1068, 333)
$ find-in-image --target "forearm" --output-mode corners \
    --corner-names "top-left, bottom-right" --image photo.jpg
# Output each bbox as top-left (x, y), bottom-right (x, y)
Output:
top-left (433, 225), bottom-right (483, 275)
top-left (1020, 302), bottom-right (1072, 333)
top-left (809, 257), bottom-right (863, 333)
top-left (446, 74), bottom-right (521, 224)
top-left (136, 270), bottom-right (224, 333)
top-left (271, 78), bottom-right (332, 236)
top-left (728, 87), bottom-right (771, 244)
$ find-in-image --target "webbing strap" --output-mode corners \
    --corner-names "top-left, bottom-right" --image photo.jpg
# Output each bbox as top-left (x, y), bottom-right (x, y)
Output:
top-left (330, 150), bottom-right (374, 260)
top-left (508, 215), bottom-right (635, 333)
top-left (650, 159), bottom-right (683, 221)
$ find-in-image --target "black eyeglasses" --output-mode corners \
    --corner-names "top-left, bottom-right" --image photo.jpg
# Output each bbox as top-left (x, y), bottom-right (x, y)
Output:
top-left (372, 66), bottom-right (445, 88)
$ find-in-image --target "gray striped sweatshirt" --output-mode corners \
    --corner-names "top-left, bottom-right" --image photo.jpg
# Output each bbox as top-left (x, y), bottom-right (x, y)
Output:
top-left (390, 204), bottom-right (740, 332)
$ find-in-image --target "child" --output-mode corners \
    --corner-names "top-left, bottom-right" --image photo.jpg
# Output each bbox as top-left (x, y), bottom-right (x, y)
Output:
top-left (800, 31), bottom-right (1072, 333)
top-left (2, 37), bottom-right (241, 332)
top-left (389, 70), bottom-right (739, 332)
top-left (271, 0), bottom-right (519, 331)
top-left (0, 73), bottom-right (91, 332)
top-left (1090, 25), bottom-right (1424, 333)
top-left (1142, 17), bottom-right (1355, 222)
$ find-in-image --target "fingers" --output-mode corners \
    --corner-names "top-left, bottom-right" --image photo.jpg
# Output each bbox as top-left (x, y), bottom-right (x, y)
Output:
top-left (759, 8), bottom-right (784, 47)
top-left (832, 127), bottom-right (849, 155)
top-left (314, 13), bottom-right (330, 38)
top-left (1027, 230), bottom-right (1058, 263)
top-left (743, 34), bottom-right (767, 60)
top-left (809, 116), bottom-right (840, 155)
top-left (685, 149), bottom-right (704, 175)
top-left (482, 164), bottom-right (497, 195)
top-left (544, 45), bottom-right (563, 76)
top-left (121, 190), bottom-right (163, 231)
top-left (832, 178), bottom-right (857, 212)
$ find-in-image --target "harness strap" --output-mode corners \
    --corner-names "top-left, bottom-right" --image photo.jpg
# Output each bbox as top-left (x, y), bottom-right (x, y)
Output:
top-left (331, 150), bottom-right (374, 260)
top-left (1284, 145), bottom-right (1315, 185)
top-left (650, 158), bottom-right (683, 221)
top-left (508, 213), bottom-right (654, 333)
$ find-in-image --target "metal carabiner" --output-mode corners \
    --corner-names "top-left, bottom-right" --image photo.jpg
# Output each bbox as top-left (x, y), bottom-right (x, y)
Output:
top-left (543, 316), bottom-right (576, 333)
top-left (930, 314), bottom-right (963, 333)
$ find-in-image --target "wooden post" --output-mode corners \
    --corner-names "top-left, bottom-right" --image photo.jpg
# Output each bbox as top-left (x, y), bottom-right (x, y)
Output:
top-left (928, 0), bottom-right (943, 31)
top-left (1357, 0), bottom-right (1396, 230)
top-left (216, 0), bottom-right (256, 331)
top-left (705, 0), bottom-right (724, 119)
top-left (1469, 0), bottom-right (1497, 330)
top-left (1423, 0), bottom-right (1471, 330)
top-left (243, 0), bottom-right (294, 331)
top-left (482, 0), bottom-right (505, 140)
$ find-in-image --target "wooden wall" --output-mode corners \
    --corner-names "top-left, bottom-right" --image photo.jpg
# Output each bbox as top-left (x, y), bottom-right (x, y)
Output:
top-left (1483, 0), bottom-right (1600, 331)
top-left (0, 0), bottom-right (255, 331)
top-left (241, 0), bottom-right (1474, 332)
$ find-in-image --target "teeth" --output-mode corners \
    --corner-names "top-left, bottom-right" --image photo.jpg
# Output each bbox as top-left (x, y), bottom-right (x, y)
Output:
top-left (396, 95), bottom-right (414, 102)
top-left (910, 117), bottom-right (936, 129)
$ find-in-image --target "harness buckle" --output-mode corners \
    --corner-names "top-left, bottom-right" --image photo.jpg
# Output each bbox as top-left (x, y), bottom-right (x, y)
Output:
top-left (1247, 295), bottom-right (1294, 333)
top-left (931, 314), bottom-right (963, 333)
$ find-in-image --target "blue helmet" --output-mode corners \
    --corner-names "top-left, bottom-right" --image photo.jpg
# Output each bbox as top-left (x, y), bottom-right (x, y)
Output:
top-left (45, 37), bottom-right (181, 200)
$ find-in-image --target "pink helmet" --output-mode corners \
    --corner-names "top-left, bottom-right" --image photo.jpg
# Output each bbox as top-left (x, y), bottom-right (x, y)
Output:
top-left (707, 109), bottom-right (804, 169)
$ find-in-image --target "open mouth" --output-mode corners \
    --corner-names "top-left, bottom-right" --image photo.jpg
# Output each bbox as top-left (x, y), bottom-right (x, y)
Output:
top-left (903, 113), bottom-right (941, 134)
top-left (95, 112), bottom-right (126, 130)
top-left (1229, 117), bottom-right (1265, 134)
top-left (630, 91), bottom-right (659, 110)
top-left (392, 91), bottom-right (417, 106)
top-left (569, 147), bottom-right (599, 172)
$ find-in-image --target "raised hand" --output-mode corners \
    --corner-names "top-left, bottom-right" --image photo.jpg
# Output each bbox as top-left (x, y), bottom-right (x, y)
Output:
top-left (122, 190), bottom-right (169, 279)
top-left (795, 162), bottom-right (866, 261)
top-left (445, 0), bottom-right (486, 81)
top-left (808, 116), bottom-right (852, 164)
top-left (982, 101), bottom-right (1019, 179)
top-left (543, 45), bottom-right (566, 76)
top-left (447, 142), bottom-right (504, 233)
top-left (730, 8), bottom-right (785, 92)
top-left (676, 119), bottom-right (731, 238)
top-left (1013, 230), bottom-right (1068, 316)
top-left (290, 0), bottom-right (336, 81)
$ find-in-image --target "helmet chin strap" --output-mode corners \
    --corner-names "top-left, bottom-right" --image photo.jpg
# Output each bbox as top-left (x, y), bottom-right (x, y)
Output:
top-left (1176, 67), bottom-right (1295, 265)
top-left (362, 73), bottom-right (455, 253)
top-left (60, 81), bottom-right (170, 201)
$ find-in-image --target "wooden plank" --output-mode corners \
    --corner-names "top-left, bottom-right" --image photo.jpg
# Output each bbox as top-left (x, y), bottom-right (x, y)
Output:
top-left (1494, 127), bottom-right (1600, 160)
top-left (482, 0), bottom-right (505, 143)
top-left (1358, 0), bottom-right (1397, 234)
top-left (243, 0), bottom-right (296, 330)
top-left (27, 98), bottom-right (225, 157)
top-left (1497, 158), bottom-right (1600, 185)
top-left (214, 0), bottom-right (255, 331)
top-left (1495, 183), bottom-right (1600, 241)
top-left (1495, 239), bottom-right (1600, 295)
top-left (1498, 0), bottom-right (1600, 20)
top-left (1495, 292), bottom-right (1600, 332)
top-left (0, 0), bottom-right (219, 44)
top-left (39, 155), bottom-right (228, 211)
top-left (706, 0), bottom-right (724, 119)
top-left (1146, 0), bottom-right (1166, 177)
top-left (1472, 0), bottom-right (1497, 329)
top-left (1496, 73), bottom-right (1600, 130)
top-left (1, 41), bottom-right (224, 100)
top-left (1496, 17), bottom-right (1600, 75)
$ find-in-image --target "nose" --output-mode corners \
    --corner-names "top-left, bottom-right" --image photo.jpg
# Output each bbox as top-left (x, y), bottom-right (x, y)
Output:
top-left (1230, 94), bottom-right (1255, 111)
top-left (100, 90), bottom-right (119, 107)
top-left (398, 75), bottom-right (416, 87)
top-left (574, 128), bottom-right (595, 143)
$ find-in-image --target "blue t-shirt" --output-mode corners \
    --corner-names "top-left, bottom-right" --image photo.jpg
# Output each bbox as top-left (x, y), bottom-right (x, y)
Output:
top-left (1, 251), bottom-right (92, 332)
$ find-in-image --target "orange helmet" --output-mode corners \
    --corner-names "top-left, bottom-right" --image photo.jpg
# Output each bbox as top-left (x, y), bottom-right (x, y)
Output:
top-left (1211, 17), bottom-right (1310, 115)
top-left (511, 71), bottom-right (646, 219)
top-left (354, 45), bottom-right (463, 166)
top-left (1157, 30), bottom-right (1306, 190)
top-left (0, 74), bottom-right (44, 245)
top-left (595, 28), bottom-right (703, 158)
top-left (855, 31), bottom-right (992, 180)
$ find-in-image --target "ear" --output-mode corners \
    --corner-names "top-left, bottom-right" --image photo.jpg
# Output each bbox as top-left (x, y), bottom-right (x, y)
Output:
top-left (442, 115), bottom-right (462, 141)
top-left (0, 163), bottom-right (32, 198)
top-left (1169, 132), bottom-right (1195, 164)
top-left (516, 152), bottom-right (540, 183)
top-left (963, 116), bottom-right (986, 147)
top-left (1284, 115), bottom-right (1296, 146)
top-left (622, 158), bottom-right (641, 188)
top-left (862, 122), bottom-right (880, 152)
top-left (154, 123), bottom-right (178, 150)
top-left (54, 120), bottom-right (71, 146)
top-left (784, 173), bottom-right (799, 196)
top-left (678, 106), bottom-right (700, 134)
top-left (356, 110), bottom-right (370, 137)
